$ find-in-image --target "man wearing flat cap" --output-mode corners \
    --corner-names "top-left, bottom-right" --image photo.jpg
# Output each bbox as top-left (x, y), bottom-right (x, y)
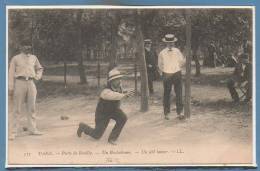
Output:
top-left (144, 39), bottom-right (158, 94)
top-left (8, 44), bottom-right (44, 140)
top-left (158, 34), bottom-right (185, 120)
top-left (77, 68), bottom-right (135, 145)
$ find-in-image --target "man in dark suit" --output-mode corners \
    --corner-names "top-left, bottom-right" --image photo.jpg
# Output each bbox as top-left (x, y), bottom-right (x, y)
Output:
top-left (227, 53), bottom-right (252, 103)
top-left (144, 39), bottom-right (158, 94)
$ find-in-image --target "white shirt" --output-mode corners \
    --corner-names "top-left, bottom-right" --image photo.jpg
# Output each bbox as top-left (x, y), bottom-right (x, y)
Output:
top-left (158, 47), bottom-right (185, 74)
top-left (8, 53), bottom-right (43, 90)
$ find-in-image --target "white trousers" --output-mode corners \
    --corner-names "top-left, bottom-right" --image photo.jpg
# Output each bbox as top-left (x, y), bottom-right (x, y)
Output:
top-left (11, 79), bottom-right (38, 135)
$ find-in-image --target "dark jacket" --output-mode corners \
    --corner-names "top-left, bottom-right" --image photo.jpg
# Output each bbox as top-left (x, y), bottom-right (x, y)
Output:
top-left (145, 49), bottom-right (158, 80)
top-left (243, 63), bottom-right (252, 83)
top-left (232, 62), bottom-right (252, 83)
top-left (95, 86), bottom-right (122, 116)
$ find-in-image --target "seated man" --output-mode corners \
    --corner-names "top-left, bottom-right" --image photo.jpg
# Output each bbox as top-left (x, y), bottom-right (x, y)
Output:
top-left (77, 68), bottom-right (135, 145)
top-left (227, 53), bottom-right (252, 103)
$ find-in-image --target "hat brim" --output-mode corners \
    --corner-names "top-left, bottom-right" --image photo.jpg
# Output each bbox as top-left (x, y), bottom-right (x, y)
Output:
top-left (162, 37), bottom-right (178, 42)
top-left (108, 75), bottom-right (124, 82)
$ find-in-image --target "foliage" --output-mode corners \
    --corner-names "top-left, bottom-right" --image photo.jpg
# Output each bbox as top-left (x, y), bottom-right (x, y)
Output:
top-left (8, 8), bottom-right (252, 63)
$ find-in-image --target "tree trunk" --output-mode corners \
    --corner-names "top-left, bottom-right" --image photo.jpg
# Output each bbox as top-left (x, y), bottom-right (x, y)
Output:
top-left (75, 11), bottom-right (87, 84)
top-left (184, 9), bottom-right (192, 118)
top-left (64, 60), bottom-right (67, 88)
top-left (136, 12), bottom-right (149, 112)
top-left (97, 50), bottom-right (101, 88)
top-left (108, 14), bottom-right (120, 72)
top-left (194, 55), bottom-right (201, 76)
top-left (78, 52), bottom-right (87, 84)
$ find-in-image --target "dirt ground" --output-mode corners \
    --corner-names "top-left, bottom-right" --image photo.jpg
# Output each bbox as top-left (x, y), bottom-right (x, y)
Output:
top-left (7, 67), bottom-right (253, 166)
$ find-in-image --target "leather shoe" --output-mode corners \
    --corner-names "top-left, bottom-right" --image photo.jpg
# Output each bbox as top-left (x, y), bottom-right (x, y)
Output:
top-left (77, 123), bottom-right (85, 137)
top-left (108, 140), bottom-right (117, 145)
top-left (30, 130), bottom-right (43, 135)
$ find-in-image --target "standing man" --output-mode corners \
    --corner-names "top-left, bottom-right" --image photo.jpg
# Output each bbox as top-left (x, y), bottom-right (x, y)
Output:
top-left (9, 44), bottom-right (44, 140)
top-left (158, 34), bottom-right (185, 120)
top-left (144, 39), bottom-right (158, 94)
top-left (77, 68), bottom-right (135, 145)
top-left (206, 42), bottom-right (217, 67)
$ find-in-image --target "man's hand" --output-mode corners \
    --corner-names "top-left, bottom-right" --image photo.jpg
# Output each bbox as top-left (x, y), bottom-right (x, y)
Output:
top-left (8, 89), bottom-right (14, 97)
top-left (125, 89), bottom-right (135, 98)
top-left (158, 69), bottom-right (162, 76)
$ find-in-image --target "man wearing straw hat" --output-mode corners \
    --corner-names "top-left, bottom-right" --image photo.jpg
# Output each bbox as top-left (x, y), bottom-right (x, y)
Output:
top-left (77, 68), bottom-right (135, 145)
top-left (8, 44), bottom-right (44, 140)
top-left (158, 34), bottom-right (185, 120)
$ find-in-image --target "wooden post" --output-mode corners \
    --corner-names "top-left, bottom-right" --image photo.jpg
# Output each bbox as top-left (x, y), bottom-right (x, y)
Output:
top-left (31, 13), bottom-right (34, 54)
top-left (64, 60), bottom-right (67, 88)
top-left (184, 9), bottom-right (191, 118)
top-left (97, 50), bottom-right (101, 88)
top-left (136, 11), bottom-right (149, 112)
top-left (134, 52), bottom-right (138, 94)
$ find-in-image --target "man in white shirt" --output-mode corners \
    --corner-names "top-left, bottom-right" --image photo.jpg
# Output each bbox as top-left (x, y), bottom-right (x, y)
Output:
top-left (8, 44), bottom-right (44, 140)
top-left (77, 68), bottom-right (135, 145)
top-left (158, 34), bottom-right (185, 120)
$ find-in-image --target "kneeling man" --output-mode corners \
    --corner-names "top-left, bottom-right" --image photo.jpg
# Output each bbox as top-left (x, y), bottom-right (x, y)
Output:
top-left (77, 68), bottom-right (134, 145)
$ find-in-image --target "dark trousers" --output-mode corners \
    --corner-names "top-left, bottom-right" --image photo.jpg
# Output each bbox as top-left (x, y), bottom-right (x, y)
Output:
top-left (163, 71), bottom-right (183, 115)
top-left (81, 109), bottom-right (127, 142)
top-left (227, 79), bottom-right (239, 102)
top-left (147, 73), bottom-right (154, 94)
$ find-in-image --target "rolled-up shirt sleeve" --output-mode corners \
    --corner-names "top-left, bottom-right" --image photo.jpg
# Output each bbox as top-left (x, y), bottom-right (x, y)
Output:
top-left (8, 57), bottom-right (16, 90)
top-left (100, 89), bottom-right (125, 100)
top-left (34, 57), bottom-right (43, 80)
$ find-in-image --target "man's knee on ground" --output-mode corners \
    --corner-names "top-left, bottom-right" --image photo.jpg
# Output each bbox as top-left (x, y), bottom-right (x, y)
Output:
top-left (121, 114), bottom-right (127, 124)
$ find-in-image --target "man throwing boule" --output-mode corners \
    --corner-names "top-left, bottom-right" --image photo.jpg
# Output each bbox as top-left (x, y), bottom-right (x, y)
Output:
top-left (77, 68), bottom-right (135, 145)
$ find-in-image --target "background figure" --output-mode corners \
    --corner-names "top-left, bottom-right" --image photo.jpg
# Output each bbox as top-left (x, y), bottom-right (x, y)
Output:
top-left (77, 68), bottom-right (135, 145)
top-left (205, 42), bottom-right (217, 67)
top-left (227, 53), bottom-right (252, 103)
top-left (144, 39), bottom-right (158, 94)
top-left (158, 34), bottom-right (185, 120)
top-left (8, 44), bottom-right (44, 140)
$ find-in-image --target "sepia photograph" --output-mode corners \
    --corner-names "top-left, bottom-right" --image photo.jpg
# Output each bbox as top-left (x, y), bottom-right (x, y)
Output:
top-left (6, 6), bottom-right (255, 167)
